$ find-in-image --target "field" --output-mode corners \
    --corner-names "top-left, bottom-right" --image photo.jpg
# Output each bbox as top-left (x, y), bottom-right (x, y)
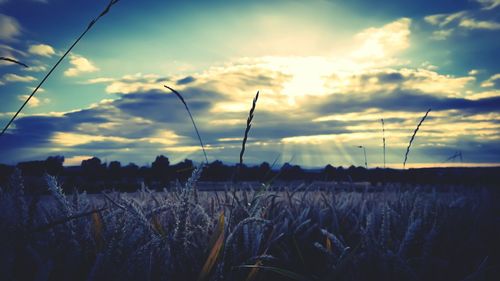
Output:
top-left (1, 3), bottom-right (500, 280)
top-left (1, 168), bottom-right (499, 281)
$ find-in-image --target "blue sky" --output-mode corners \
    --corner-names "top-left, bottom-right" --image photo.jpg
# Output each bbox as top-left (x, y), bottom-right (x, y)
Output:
top-left (0, 0), bottom-right (499, 168)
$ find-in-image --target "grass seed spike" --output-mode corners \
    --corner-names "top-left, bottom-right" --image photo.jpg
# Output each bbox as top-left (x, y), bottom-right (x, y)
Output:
top-left (240, 91), bottom-right (260, 166)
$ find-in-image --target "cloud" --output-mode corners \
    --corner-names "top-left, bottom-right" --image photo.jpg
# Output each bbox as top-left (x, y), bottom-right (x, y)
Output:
top-left (481, 73), bottom-right (500, 88)
top-left (466, 90), bottom-right (500, 100)
top-left (17, 95), bottom-right (47, 108)
top-left (351, 18), bottom-right (411, 60)
top-left (104, 73), bottom-right (166, 94)
top-left (424, 12), bottom-right (467, 27)
top-left (176, 76), bottom-right (196, 85)
top-left (316, 88), bottom-right (500, 115)
top-left (430, 29), bottom-right (454, 40)
top-left (476, 0), bottom-right (500, 10)
top-left (0, 14), bottom-right (21, 41)
top-left (424, 8), bottom-right (500, 39)
top-left (3, 57), bottom-right (500, 167)
top-left (64, 155), bottom-right (94, 166)
top-left (468, 69), bottom-right (480, 76)
top-left (28, 43), bottom-right (55, 57)
top-left (458, 18), bottom-right (500, 30)
top-left (23, 65), bottom-right (47, 72)
top-left (85, 77), bottom-right (115, 84)
top-left (26, 86), bottom-right (45, 93)
top-left (324, 68), bottom-right (474, 98)
top-left (0, 44), bottom-right (27, 59)
top-left (2, 73), bottom-right (36, 83)
top-left (64, 54), bottom-right (99, 77)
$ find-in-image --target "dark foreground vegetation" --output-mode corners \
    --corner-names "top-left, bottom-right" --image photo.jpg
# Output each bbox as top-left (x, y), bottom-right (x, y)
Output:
top-left (1, 167), bottom-right (499, 281)
top-left (1, 155), bottom-right (499, 194)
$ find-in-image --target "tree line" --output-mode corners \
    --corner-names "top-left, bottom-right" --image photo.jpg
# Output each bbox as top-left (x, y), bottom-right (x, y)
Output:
top-left (0, 155), bottom-right (498, 193)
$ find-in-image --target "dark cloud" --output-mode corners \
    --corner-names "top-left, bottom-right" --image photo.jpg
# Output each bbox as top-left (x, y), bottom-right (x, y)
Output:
top-left (378, 72), bottom-right (405, 83)
top-left (409, 138), bottom-right (500, 164)
top-left (176, 76), bottom-right (196, 85)
top-left (114, 88), bottom-right (223, 125)
top-left (316, 89), bottom-right (500, 115)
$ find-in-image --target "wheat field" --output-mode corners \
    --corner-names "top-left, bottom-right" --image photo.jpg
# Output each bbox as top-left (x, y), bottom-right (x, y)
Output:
top-left (0, 168), bottom-right (498, 281)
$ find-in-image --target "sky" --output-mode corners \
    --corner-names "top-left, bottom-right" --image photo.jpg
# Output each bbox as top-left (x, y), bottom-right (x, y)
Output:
top-left (0, 0), bottom-right (499, 168)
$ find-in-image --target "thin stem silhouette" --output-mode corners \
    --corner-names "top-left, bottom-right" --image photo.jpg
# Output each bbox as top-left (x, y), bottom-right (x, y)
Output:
top-left (381, 118), bottom-right (386, 169)
top-left (0, 0), bottom-right (120, 137)
top-left (403, 108), bottom-right (431, 169)
top-left (240, 91), bottom-right (259, 166)
top-left (0, 57), bottom-right (28, 68)
top-left (164, 85), bottom-right (209, 164)
top-left (357, 145), bottom-right (368, 169)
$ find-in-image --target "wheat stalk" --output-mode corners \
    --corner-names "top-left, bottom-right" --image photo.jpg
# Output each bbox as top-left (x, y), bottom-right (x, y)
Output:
top-left (164, 85), bottom-right (209, 163)
top-left (403, 108), bottom-right (431, 169)
top-left (240, 91), bottom-right (260, 166)
top-left (0, 0), bottom-right (120, 137)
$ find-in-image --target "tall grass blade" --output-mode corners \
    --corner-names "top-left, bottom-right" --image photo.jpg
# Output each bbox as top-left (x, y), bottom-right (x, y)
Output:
top-left (238, 265), bottom-right (310, 281)
top-left (403, 108), bottom-right (431, 169)
top-left (198, 212), bottom-right (225, 281)
top-left (245, 259), bottom-right (263, 281)
top-left (0, 0), bottom-right (120, 137)
top-left (164, 85), bottom-right (209, 164)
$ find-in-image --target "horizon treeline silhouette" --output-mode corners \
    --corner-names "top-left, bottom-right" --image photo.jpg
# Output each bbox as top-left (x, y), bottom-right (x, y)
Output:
top-left (0, 155), bottom-right (499, 193)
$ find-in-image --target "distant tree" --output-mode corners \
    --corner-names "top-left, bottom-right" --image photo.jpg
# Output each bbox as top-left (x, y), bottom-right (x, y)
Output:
top-left (17, 160), bottom-right (45, 177)
top-left (0, 164), bottom-right (14, 185)
top-left (151, 155), bottom-right (172, 185)
top-left (347, 165), bottom-right (367, 181)
top-left (258, 162), bottom-right (272, 182)
top-left (204, 160), bottom-right (231, 181)
top-left (152, 155), bottom-right (170, 171)
top-left (172, 159), bottom-right (194, 182)
top-left (280, 163), bottom-right (304, 181)
top-left (81, 157), bottom-right (106, 180)
top-left (45, 156), bottom-right (64, 175)
top-left (123, 163), bottom-right (139, 178)
top-left (323, 164), bottom-right (336, 181)
top-left (108, 161), bottom-right (122, 181)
